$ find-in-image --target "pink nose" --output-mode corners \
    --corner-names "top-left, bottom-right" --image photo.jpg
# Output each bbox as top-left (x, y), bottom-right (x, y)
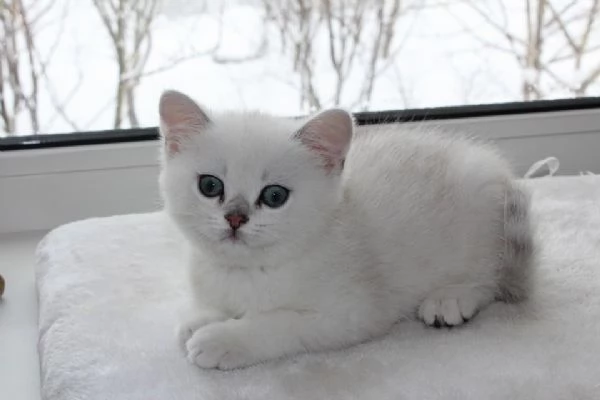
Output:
top-left (225, 213), bottom-right (248, 230)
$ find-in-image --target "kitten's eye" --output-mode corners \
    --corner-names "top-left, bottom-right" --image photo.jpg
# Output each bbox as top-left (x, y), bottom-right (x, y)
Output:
top-left (198, 175), bottom-right (224, 198)
top-left (259, 185), bottom-right (290, 208)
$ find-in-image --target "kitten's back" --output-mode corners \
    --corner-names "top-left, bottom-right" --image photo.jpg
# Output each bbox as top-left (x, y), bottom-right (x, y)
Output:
top-left (342, 124), bottom-right (530, 304)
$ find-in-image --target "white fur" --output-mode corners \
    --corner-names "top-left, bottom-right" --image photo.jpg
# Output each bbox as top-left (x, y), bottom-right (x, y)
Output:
top-left (159, 92), bottom-right (530, 370)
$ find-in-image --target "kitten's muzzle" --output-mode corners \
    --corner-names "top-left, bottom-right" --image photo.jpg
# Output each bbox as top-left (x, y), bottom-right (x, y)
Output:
top-left (225, 212), bottom-right (249, 230)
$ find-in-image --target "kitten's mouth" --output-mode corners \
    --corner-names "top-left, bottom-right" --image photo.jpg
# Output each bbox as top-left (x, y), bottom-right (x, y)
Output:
top-left (222, 230), bottom-right (246, 245)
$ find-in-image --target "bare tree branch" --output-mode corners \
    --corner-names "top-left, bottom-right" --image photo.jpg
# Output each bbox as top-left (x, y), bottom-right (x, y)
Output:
top-left (458, 0), bottom-right (600, 99)
top-left (264, 0), bottom-right (415, 111)
top-left (0, 0), bottom-right (55, 135)
top-left (91, 0), bottom-right (160, 129)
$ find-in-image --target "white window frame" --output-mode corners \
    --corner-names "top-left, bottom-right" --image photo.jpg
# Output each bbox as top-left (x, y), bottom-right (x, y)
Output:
top-left (1, 108), bottom-right (600, 234)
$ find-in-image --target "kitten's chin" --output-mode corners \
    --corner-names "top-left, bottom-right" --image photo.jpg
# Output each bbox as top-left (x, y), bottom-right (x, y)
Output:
top-left (199, 232), bottom-right (276, 257)
top-left (204, 241), bottom-right (273, 269)
top-left (218, 238), bottom-right (278, 255)
top-left (195, 232), bottom-right (312, 270)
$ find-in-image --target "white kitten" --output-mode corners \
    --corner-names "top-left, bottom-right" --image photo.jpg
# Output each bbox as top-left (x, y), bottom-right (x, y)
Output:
top-left (159, 90), bottom-right (534, 370)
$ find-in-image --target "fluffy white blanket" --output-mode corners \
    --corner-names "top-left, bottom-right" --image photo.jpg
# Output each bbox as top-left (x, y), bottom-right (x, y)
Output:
top-left (36, 176), bottom-right (600, 400)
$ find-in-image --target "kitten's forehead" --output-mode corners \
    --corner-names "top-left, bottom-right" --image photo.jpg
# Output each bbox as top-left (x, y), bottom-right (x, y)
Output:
top-left (197, 113), bottom-right (308, 189)
top-left (215, 112), bottom-right (299, 144)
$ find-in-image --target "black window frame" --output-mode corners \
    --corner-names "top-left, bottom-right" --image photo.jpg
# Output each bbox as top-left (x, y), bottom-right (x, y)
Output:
top-left (2, 97), bottom-right (600, 151)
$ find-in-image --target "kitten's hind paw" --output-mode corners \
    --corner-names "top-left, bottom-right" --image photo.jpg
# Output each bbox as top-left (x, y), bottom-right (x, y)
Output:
top-left (418, 286), bottom-right (493, 328)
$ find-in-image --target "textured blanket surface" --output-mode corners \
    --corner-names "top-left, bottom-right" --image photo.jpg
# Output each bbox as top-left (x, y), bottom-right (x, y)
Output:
top-left (36, 176), bottom-right (600, 400)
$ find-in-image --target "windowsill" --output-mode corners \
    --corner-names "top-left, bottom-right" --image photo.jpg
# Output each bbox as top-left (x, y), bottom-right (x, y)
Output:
top-left (0, 231), bottom-right (46, 400)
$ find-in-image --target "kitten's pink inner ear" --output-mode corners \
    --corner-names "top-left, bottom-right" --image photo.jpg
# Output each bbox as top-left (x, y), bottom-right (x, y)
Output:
top-left (295, 109), bottom-right (354, 172)
top-left (159, 90), bottom-right (210, 156)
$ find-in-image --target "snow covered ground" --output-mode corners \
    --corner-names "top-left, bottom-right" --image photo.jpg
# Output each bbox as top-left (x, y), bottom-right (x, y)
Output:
top-left (3, 0), bottom-right (600, 136)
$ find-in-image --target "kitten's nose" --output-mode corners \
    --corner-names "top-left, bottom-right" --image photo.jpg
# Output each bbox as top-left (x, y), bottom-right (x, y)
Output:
top-left (224, 213), bottom-right (249, 230)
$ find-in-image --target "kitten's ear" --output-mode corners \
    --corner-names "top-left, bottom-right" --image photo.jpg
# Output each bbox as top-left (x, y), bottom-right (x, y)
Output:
top-left (159, 90), bottom-right (210, 157)
top-left (294, 109), bottom-right (354, 173)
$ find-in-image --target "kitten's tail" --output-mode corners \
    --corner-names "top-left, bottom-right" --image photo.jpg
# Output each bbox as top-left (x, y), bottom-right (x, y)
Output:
top-left (498, 181), bottom-right (535, 303)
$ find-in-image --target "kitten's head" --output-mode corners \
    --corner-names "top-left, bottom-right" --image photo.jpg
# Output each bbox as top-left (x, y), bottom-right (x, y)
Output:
top-left (158, 90), bottom-right (353, 267)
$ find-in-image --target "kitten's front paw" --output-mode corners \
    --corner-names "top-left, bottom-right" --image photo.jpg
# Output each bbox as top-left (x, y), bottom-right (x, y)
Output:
top-left (177, 310), bottom-right (227, 351)
top-left (418, 286), bottom-right (493, 328)
top-left (185, 322), bottom-right (259, 370)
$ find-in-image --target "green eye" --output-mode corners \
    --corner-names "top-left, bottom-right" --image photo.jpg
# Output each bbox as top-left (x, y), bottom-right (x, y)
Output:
top-left (260, 185), bottom-right (290, 208)
top-left (198, 175), bottom-right (224, 198)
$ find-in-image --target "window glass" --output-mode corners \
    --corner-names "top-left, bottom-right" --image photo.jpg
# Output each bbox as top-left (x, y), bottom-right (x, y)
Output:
top-left (1, 0), bottom-right (599, 136)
